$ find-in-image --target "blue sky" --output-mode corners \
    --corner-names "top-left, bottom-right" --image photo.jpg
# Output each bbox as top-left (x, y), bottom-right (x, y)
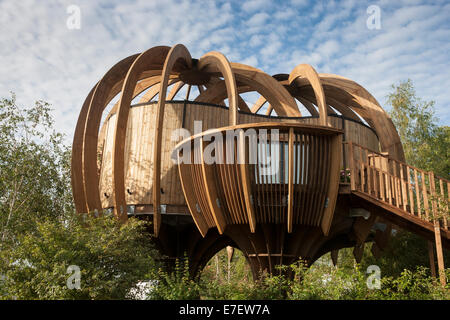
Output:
top-left (0, 0), bottom-right (449, 141)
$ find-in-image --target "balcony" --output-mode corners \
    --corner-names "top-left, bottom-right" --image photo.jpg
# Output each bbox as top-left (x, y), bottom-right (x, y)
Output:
top-left (172, 122), bottom-right (343, 237)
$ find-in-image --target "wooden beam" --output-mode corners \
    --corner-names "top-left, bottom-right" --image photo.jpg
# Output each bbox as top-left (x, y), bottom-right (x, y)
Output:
top-left (289, 64), bottom-right (328, 126)
top-left (287, 128), bottom-right (294, 233)
top-left (429, 172), bottom-right (446, 286)
top-left (152, 44), bottom-right (192, 236)
top-left (321, 134), bottom-right (343, 235)
top-left (198, 52), bottom-right (239, 126)
top-left (200, 138), bottom-right (227, 234)
top-left (239, 130), bottom-right (256, 232)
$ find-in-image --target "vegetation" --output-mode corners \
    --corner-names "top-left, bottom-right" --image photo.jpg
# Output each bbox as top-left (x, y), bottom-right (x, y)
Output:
top-left (150, 250), bottom-right (449, 300)
top-left (0, 95), bottom-right (160, 299)
top-left (0, 79), bottom-right (449, 300)
top-left (0, 214), bottom-right (159, 299)
top-left (387, 79), bottom-right (449, 179)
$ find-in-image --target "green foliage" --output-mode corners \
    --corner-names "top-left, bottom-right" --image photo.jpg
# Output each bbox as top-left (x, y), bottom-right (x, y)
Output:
top-left (360, 230), bottom-right (450, 278)
top-left (387, 79), bottom-right (449, 179)
top-left (197, 255), bottom-right (450, 300)
top-left (148, 257), bottom-right (201, 300)
top-left (0, 94), bottom-right (72, 244)
top-left (0, 214), bottom-right (159, 299)
top-left (200, 271), bottom-right (289, 300)
top-left (201, 248), bottom-right (252, 284)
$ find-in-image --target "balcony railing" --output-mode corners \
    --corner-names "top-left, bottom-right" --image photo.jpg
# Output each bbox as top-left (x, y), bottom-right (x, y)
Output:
top-left (173, 122), bottom-right (343, 236)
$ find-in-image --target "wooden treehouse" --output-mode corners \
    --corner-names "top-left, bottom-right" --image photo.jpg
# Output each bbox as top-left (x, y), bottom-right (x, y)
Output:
top-left (71, 44), bottom-right (449, 284)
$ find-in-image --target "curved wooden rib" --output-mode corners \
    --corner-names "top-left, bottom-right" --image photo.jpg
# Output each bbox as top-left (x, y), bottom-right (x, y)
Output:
top-left (83, 70), bottom-right (171, 214)
top-left (138, 78), bottom-right (180, 103)
top-left (167, 81), bottom-right (185, 100)
top-left (152, 44), bottom-right (192, 235)
top-left (111, 46), bottom-right (171, 221)
top-left (200, 138), bottom-right (227, 234)
top-left (80, 53), bottom-right (140, 213)
top-left (239, 129), bottom-right (257, 233)
top-left (198, 51), bottom-right (239, 125)
top-left (173, 123), bottom-right (343, 235)
top-left (251, 95), bottom-right (268, 113)
top-left (295, 96), bottom-right (319, 117)
top-left (231, 63), bottom-right (300, 117)
top-left (289, 64), bottom-right (328, 126)
top-left (71, 83), bottom-right (97, 214)
top-left (197, 52), bottom-right (259, 232)
top-left (318, 73), bottom-right (405, 161)
top-left (178, 153), bottom-right (209, 236)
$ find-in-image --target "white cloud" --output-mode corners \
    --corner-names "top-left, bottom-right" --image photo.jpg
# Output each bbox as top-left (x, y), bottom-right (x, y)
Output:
top-left (241, 0), bottom-right (272, 13)
top-left (0, 0), bottom-right (448, 145)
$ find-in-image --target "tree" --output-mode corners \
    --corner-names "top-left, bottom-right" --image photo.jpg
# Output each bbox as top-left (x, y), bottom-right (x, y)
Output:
top-left (0, 214), bottom-right (160, 299)
top-left (0, 94), bottom-right (161, 299)
top-left (364, 80), bottom-right (450, 277)
top-left (0, 94), bottom-right (73, 244)
top-left (387, 79), bottom-right (449, 179)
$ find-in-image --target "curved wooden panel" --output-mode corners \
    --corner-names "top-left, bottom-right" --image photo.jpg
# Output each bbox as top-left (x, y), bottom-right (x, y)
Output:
top-left (152, 44), bottom-right (192, 235)
top-left (289, 64), bottom-right (328, 126)
top-left (71, 83), bottom-right (97, 213)
top-left (80, 53), bottom-right (141, 213)
top-left (173, 123), bottom-right (343, 235)
top-left (198, 51), bottom-right (239, 125)
top-left (112, 46), bottom-right (171, 221)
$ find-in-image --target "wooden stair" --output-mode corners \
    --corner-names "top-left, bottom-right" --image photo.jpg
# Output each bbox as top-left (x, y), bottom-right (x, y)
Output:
top-left (345, 142), bottom-right (449, 285)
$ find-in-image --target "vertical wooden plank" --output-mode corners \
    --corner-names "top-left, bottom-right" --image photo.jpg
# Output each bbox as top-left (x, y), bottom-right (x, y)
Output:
top-left (407, 166), bottom-right (414, 215)
top-left (428, 241), bottom-right (437, 279)
top-left (287, 128), bottom-right (294, 233)
top-left (200, 138), bottom-right (227, 234)
top-left (359, 146), bottom-right (365, 193)
top-left (177, 155), bottom-right (208, 236)
top-left (386, 159), bottom-right (392, 205)
top-left (367, 149), bottom-right (373, 196)
top-left (414, 169), bottom-right (421, 218)
top-left (239, 130), bottom-right (257, 232)
top-left (399, 163), bottom-right (407, 212)
top-left (378, 155), bottom-right (385, 201)
top-left (429, 172), bottom-right (446, 286)
top-left (422, 172), bottom-right (430, 220)
top-left (349, 143), bottom-right (356, 191)
top-left (321, 134), bottom-right (342, 235)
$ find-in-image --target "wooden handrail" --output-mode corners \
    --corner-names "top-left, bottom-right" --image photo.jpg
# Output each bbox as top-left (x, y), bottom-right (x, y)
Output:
top-left (344, 141), bottom-right (449, 232)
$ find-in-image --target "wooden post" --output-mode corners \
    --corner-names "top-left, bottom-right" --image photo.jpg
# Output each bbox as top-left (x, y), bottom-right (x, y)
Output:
top-left (331, 250), bottom-right (339, 266)
top-left (429, 172), bottom-right (446, 286)
top-left (287, 128), bottom-right (294, 233)
top-left (428, 241), bottom-right (437, 279)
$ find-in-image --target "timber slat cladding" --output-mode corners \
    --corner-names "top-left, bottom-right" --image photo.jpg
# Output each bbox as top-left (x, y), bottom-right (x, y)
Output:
top-left (173, 123), bottom-right (343, 233)
top-left (98, 102), bottom-right (379, 209)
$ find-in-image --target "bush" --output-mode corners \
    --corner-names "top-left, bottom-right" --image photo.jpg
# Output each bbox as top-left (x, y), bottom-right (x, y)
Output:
top-left (0, 213), bottom-right (160, 300)
top-left (148, 257), bottom-right (201, 300)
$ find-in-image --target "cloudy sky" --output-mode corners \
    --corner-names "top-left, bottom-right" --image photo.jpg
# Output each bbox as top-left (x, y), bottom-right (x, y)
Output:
top-left (0, 0), bottom-right (449, 141)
